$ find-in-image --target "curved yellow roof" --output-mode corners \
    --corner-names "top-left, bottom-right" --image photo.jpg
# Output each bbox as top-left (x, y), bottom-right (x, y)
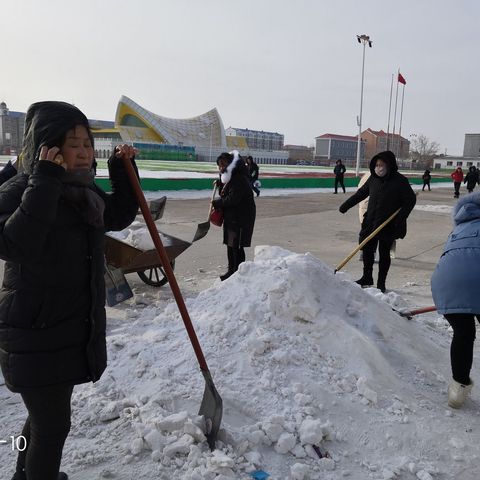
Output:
top-left (115, 96), bottom-right (226, 147)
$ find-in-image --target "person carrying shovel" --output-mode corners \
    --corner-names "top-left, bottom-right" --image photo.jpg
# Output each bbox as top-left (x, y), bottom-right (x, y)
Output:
top-left (338, 150), bottom-right (416, 292)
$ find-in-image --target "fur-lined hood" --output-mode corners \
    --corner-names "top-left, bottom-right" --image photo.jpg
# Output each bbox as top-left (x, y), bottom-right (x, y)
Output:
top-left (220, 150), bottom-right (246, 184)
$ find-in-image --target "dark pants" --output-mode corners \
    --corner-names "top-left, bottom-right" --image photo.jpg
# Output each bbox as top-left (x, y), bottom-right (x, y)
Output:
top-left (362, 234), bottom-right (395, 285)
top-left (444, 314), bottom-right (479, 385)
top-left (226, 228), bottom-right (246, 273)
top-left (334, 176), bottom-right (345, 193)
top-left (15, 385), bottom-right (74, 480)
top-left (227, 245), bottom-right (245, 273)
top-left (422, 181), bottom-right (430, 191)
top-left (454, 182), bottom-right (461, 197)
top-left (250, 180), bottom-right (260, 196)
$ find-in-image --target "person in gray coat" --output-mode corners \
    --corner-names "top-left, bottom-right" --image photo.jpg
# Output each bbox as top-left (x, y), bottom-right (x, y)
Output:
top-left (431, 192), bottom-right (480, 408)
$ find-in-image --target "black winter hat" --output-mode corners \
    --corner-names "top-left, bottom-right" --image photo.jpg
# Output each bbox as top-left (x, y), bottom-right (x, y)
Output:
top-left (22, 101), bottom-right (93, 173)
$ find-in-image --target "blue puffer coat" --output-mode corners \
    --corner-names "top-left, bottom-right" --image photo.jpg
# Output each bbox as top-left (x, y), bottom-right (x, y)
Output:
top-left (431, 192), bottom-right (480, 314)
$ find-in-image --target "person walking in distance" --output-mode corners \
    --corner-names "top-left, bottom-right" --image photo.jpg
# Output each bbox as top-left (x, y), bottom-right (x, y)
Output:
top-left (431, 192), bottom-right (480, 408)
top-left (339, 151), bottom-right (416, 292)
top-left (245, 155), bottom-right (260, 197)
top-left (212, 151), bottom-right (256, 281)
top-left (422, 169), bottom-right (431, 191)
top-left (0, 101), bottom-right (139, 480)
top-left (451, 166), bottom-right (464, 198)
top-left (463, 165), bottom-right (479, 194)
top-left (333, 159), bottom-right (346, 194)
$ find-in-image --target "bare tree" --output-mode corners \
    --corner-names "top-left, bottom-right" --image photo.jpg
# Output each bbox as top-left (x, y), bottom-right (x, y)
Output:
top-left (410, 134), bottom-right (440, 167)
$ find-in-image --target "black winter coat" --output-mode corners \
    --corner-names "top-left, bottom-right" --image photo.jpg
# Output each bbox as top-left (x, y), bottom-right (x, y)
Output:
top-left (0, 156), bottom-right (138, 392)
top-left (340, 154), bottom-right (416, 241)
top-left (212, 162), bottom-right (256, 247)
top-left (464, 168), bottom-right (479, 190)
top-left (334, 164), bottom-right (346, 177)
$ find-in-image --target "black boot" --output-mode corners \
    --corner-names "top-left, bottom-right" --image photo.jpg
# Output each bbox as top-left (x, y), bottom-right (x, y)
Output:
top-left (355, 270), bottom-right (374, 287)
top-left (377, 272), bottom-right (387, 293)
top-left (11, 472), bottom-right (68, 480)
top-left (219, 270), bottom-right (234, 281)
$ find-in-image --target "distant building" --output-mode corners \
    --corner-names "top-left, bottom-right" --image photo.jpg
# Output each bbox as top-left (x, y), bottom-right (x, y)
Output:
top-left (225, 127), bottom-right (284, 151)
top-left (0, 102), bottom-right (25, 155)
top-left (463, 134), bottom-right (480, 157)
top-left (432, 156), bottom-right (480, 170)
top-left (361, 128), bottom-right (409, 160)
top-left (314, 133), bottom-right (365, 167)
top-left (282, 144), bottom-right (314, 164)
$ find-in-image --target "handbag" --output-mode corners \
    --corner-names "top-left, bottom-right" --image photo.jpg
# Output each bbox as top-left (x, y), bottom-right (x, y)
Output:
top-left (210, 207), bottom-right (223, 227)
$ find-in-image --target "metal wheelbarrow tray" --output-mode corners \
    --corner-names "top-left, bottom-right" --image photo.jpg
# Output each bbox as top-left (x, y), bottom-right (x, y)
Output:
top-left (105, 196), bottom-right (191, 287)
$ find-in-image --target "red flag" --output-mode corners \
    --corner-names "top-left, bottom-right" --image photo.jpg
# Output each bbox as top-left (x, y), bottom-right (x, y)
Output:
top-left (398, 73), bottom-right (406, 85)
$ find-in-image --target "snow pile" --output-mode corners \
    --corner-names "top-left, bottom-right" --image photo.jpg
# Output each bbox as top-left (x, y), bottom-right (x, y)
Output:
top-left (107, 220), bottom-right (156, 251)
top-left (4, 246), bottom-right (479, 479)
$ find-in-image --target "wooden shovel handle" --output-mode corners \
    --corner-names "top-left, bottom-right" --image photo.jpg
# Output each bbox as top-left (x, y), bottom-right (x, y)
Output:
top-left (121, 156), bottom-right (209, 372)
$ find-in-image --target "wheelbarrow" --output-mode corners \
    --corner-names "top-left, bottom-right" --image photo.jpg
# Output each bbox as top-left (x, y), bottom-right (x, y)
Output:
top-left (104, 196), bottom-right (191, 287)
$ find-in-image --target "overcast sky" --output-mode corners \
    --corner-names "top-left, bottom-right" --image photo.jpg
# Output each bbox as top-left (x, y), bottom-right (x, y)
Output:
top-left (3, 0), bottom-right (478, 155)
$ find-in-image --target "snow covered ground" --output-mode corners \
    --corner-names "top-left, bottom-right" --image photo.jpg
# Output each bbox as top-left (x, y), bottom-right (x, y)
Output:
top-left (2, 243), bottom-right (479, 480)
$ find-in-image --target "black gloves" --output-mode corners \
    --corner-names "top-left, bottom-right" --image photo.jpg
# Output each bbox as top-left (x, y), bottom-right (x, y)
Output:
top-left (339, 204), bottom-right (348, 214)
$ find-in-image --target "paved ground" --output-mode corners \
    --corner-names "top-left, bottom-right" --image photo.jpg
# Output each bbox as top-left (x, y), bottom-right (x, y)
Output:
top-left (122, 186), bottom-right (457, 309)
top-left (0, 186), bottom-right (457, 308)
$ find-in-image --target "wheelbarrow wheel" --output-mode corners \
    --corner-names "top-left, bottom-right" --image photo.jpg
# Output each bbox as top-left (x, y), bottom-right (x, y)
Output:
top-left (137, 260), bottom-right (175, 287)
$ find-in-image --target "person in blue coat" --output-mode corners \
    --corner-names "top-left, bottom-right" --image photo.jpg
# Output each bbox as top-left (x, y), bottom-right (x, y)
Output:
top-left (431, 192), bottom-right (480, 408)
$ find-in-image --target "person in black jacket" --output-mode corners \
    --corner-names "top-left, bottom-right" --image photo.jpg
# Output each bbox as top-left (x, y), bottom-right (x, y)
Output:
top-left (246, 155), bottom-right (260, 197)
top-left (0, 101), bottom-right (138, 480)
top-left (422, 169), bottom-right (431, 191)
top-left (333, 159), bottom-right (346, 194)
top-left (464, 165), bottom-right (479, 193)
top-left (339, 151), bottom-right (416, 292)
top-left (212, 151), bottom-right (256, 281)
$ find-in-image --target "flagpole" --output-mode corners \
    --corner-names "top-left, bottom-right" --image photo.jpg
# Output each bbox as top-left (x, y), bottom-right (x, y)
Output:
top-left (392, 68), bottom-right (399, 157)
top-left (386, 73), bottom-right (394, 150)
top-left (398, 83), bottom-right (405, 159)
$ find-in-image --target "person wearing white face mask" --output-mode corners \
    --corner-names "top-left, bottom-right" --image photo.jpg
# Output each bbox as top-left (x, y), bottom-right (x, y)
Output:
top-left (339, 151), bottom-right (416, 292)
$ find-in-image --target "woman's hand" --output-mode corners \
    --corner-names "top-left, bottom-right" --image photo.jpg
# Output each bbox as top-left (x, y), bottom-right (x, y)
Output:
top-left (39, 145), bottom-right (67, 170)
top-left (115, 144), bottom-right (137, 160)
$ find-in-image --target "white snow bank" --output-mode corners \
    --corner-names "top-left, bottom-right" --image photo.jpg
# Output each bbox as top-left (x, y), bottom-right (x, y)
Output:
top-left (3, 246), bottom-right (478, 480)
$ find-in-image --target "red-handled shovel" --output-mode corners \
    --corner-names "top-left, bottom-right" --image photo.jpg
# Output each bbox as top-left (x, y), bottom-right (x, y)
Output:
top-left (395, 305), bottom-right (437, 320)
top-left (121, 157), bottom-right (222, 450)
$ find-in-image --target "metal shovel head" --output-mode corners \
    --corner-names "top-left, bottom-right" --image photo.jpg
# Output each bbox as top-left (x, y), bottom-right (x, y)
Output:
top-left (193, 221), bottom-right (210, 242)
top-left (199, 369), bottom-right (223, 450)
top-left (149, 196), bottom-right (167, 221)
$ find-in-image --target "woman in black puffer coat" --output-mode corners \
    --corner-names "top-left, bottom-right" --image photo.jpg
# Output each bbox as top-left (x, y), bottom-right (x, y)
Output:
top-left (0, 101), bottom-right (138, 480)
top-left (212, 151), bottom-right (256, 281)
top-left (339, 150), bottom-right (416, 292)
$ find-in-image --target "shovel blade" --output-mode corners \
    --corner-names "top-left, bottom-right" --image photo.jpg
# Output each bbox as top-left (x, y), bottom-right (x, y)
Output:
top-left (149, 196), bottom-right (167, 221)
top-left (199, 370), bottom-right (223, 450)
top-left (193, 221), bottom-right (210, 242)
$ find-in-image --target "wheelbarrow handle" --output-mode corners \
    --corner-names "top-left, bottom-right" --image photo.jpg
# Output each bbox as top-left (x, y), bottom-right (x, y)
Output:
top-left (120, 156), bottom-right (210, 373)
top-left (334, 208), bottom-right (401, 273)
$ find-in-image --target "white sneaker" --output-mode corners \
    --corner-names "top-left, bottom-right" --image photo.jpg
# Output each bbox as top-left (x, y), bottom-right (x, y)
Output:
top-left (448, 379), bottom-right (473, 408)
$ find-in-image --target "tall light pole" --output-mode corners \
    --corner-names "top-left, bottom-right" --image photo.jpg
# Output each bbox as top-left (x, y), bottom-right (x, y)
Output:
top-left (355, 34), bottom-right (372, 177)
